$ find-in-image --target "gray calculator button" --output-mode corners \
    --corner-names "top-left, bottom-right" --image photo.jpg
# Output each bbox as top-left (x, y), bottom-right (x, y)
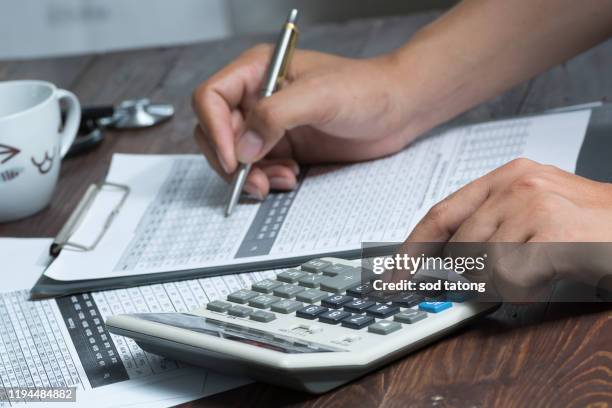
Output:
top-left (228, 305), bottom-right (252, 317)
top-left (277, 269), bottom-right (306, 283)
top-left (252, 279), bottom-right (282, 294)
top-left (394, 310), bottom-right (428, 324)
top-left (368, 320), bottom-right (402, 335)
top-left (296, 289), bottom-right (327, 303)
top-left (249, 295), bottom-right (281, 309)
top-left (320, 274), bottom-right (361, 293)
top-left (271, 299), bottom-right (303, 314)
top-left (227, 290), bottom-right (259, 304)
top-left (321, 264), bottom-right (354, 276)
top-left (206, 301), bottom-right (232, 313)
top-left (273, 284), bottom-right (305, 298)
top-left (297, 274), bottom-right (326, 288)
top-left (321, 265), bottom-right (359, 276)
top-left (301, 259), bottom-right (332, 273)
top-left (250, 310), bottom-right (276, 322)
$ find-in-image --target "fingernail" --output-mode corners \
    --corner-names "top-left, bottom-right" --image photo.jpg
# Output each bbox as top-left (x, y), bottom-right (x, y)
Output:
top-left (290, 163), bottom-right (301, 176)
top-left (217, 152), bottom-right (230, 174)
top-left (269, 177), bottom-right (295, 191)
top-left (244, 182), bottom-right (264, 201)
top-left (237, 130), bottom-right (264, 163)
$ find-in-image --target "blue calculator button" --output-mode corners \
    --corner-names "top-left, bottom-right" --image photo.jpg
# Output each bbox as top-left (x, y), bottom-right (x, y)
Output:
top-left (418, 301), bottom-right (452, 313)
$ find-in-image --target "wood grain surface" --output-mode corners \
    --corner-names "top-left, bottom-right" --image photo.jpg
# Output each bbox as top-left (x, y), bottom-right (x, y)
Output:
top-left (0, 12), bottom-right (610, 408)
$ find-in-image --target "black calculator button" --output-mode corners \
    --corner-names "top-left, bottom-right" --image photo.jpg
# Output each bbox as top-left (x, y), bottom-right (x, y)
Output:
top-left (321, 295), bottom-right (353, 309)
top-left (344, 299), bottom-right (375, 313)
top-left (367, 291), bottom-right (397, 303)
top-left (341, 314), bottom-right (375, 329)
top-left (346, 283), bottom-right (374, 298)
top-left (391, 293), bottom-right (423, 308)
top-left (366, 303), bottom-right (400, 318)
top-left (319, 310), bottom-right (351, 324)
top-left (296, 305), bottom-right (328, 320)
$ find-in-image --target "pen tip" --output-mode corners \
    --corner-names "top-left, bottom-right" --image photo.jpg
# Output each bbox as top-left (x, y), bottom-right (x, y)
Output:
top-left (288, 9), bottom-right (299, 24)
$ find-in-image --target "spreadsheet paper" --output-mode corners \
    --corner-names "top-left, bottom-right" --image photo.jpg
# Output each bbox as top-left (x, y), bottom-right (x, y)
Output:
top-left (0, 238), bottom-right (252, 407)
top-left (44, 109), bottom-right (590, 282)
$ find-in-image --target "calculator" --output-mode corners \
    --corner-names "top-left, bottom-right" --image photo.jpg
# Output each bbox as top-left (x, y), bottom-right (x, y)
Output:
top-left (106, 258), bottom-right (498, 393)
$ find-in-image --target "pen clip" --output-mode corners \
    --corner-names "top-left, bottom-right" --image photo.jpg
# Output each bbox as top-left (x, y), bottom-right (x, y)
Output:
top-left (276, 24), bottom-right (299, 89)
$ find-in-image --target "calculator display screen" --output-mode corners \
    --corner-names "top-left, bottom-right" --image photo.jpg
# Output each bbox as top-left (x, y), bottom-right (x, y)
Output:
top-left (133, 313), bottom-right (343, 354)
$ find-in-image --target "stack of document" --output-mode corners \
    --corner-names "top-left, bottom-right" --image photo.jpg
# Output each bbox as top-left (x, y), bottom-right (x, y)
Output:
top-left (0, 108), bottom-right (591, 407)
top-left (36, 109), bottom-right (590, 297)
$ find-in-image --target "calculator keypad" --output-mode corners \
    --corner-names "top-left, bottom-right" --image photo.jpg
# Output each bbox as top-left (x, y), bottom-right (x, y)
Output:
top-left (218, 259), bottom-right (458, 336)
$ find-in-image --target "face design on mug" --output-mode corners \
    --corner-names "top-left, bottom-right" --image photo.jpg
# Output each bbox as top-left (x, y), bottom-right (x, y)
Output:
top-left (0, 143), bottom-right (21, 164)
top-left (0, 143), bottom-right (24, 184)
top-left (30, 147), bottom-right (57, 175)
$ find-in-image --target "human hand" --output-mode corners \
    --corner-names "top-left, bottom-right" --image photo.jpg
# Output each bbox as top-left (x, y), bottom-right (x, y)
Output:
top-left (192, 45), bottom-right (416, 199)
top-left (403, 158), bottom-right (612, 300)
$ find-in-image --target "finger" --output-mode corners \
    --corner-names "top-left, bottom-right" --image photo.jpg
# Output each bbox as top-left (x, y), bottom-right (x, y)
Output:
top-left (487, 216), bottom-right (536, 242)
top-left (236, 78), bottom-right (339, 164)
top-left (244, 166), bottom-right (270, 200)
top-left (491, 242), bottom-right (557, 302)
top-left (261, 164), bottom-right (298, 191)
top-left (406, 158), bottom-right (540, 243)
top-left (194, 126), bottom-right (232, 183)
top-left (192, 47), bottom-right (273, 174)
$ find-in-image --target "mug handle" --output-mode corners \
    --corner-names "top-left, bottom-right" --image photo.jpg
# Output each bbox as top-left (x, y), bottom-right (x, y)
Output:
top-left (56, 89), bottom-right (81, 158)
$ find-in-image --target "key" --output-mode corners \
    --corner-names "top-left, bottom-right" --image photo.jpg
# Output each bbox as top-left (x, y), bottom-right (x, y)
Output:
top-left (394, 309), bottom-right (428, 324)
top-left (301, 259), bottom-right (332, 273)
top-left (206, 300), bottom-right (232, 313)
top-left (368, 320), bottom-right (402, 335)
top-left (344, 299), bottom-right (376, 313)
top-left (366, 303), bottom-right (400, 318)
top-left (321, 294), bottom-right (353, 309)
top-left (341, 314), bottom-right (375, 329)
top-left (347, 283), bottom-right (374, 298)
top-left (252, 279), bottom-right (282, 294)
top-left (296, 305), bottom-right (328, 320)
top-left (227, 290), bottom-right (259, 304)
top-left (249, 294), bottom-right (281, 309)
top-left (271, 299), bottom-right (303, 314)
top-left (227, 305), bottom-right (252, 317)
top-left (319, 310), bottom-right (350, 324)
top-left (391, 293), bottom-right (423, 308)
top-left (277, 269), bottom-right (306, 284)
top-left (273, 284), bottom-right (305, 298)
top-left (419, 301), bottom-right (452, 313)
top-left (368, 291), bottom-right (396, 303)
top-left (295, 289), bottom-right (327, 303)
top-left (297, 274), bottom-right (326, 288)
top-left (320, 274), bottom-right (360, 293)
top-left (321, 264), bottom-right (356, 277)
top-left (250, 310), bottom-right (276, 322)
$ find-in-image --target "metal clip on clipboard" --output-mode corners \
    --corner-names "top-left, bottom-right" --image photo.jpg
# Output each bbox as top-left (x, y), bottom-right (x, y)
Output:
top-left (50, 183), bottom-right (130, 257)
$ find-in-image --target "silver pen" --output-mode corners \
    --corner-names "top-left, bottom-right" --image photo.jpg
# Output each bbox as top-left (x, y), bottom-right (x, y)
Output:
top-left (225, 9), bottom-right (300, 217)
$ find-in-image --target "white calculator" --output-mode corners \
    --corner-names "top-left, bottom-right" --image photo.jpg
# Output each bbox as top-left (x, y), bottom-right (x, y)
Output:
top-left (106, 258), bottom-right (498, 393)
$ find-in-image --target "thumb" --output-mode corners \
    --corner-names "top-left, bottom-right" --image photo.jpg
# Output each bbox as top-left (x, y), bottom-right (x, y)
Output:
top-left (236, 79), bottom-right (337, 163)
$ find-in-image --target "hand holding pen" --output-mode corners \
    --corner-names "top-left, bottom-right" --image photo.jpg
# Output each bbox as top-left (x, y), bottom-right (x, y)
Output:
top-left (191, 10), bottom-right (422, 213)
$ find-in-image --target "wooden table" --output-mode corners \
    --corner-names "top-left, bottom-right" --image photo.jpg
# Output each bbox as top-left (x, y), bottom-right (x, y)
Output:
top-left (1, 12), bottom-right (610, 408)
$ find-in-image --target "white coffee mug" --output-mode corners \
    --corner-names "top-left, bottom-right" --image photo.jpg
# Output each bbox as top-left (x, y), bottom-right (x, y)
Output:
top-left (0, 80), bottom-right (80, 222)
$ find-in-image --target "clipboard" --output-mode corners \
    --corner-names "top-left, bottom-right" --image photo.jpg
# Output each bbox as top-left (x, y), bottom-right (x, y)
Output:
top-left (31, 104), bottom-right (612, 299)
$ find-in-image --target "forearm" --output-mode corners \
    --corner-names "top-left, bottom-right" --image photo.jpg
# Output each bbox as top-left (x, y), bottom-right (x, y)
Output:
top-left (391, 0), bottom-right (612, 142)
